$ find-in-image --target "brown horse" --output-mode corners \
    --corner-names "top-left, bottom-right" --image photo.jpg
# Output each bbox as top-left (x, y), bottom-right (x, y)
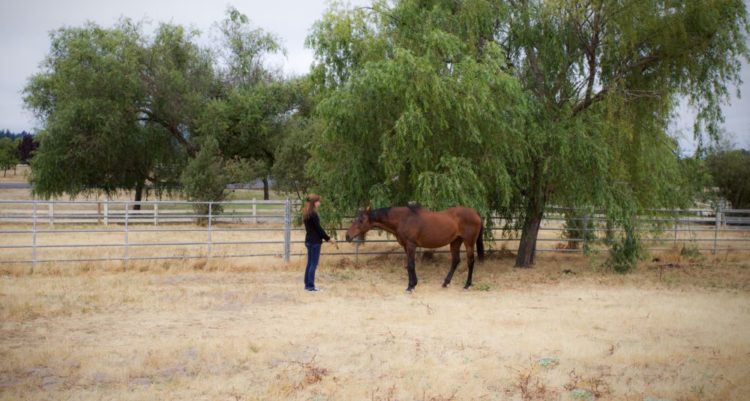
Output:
top-left (345, 205), bottom-right (484, 292)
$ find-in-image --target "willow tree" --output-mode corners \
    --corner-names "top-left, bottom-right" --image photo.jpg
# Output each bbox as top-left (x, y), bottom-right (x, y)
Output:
top-left (500, 0), bottom-right (748, 267)
top-left (24, 20), bottom-right (218, 205)
top-left (307, 0), bottom-right (526, 223)
top-left (308, 0), bottom-right (748, 269)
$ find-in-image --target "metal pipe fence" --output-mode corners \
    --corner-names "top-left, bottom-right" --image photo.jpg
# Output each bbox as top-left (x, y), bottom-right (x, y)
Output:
top-left (1, 200), bottom-right (748, 267)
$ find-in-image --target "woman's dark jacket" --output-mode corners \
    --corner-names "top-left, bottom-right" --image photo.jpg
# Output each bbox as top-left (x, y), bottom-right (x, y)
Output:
top-left (304, 213), bottom-right (331, 244)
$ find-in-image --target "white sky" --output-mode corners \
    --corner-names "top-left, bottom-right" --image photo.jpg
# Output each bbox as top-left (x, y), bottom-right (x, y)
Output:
top-left (1, 0), bottom-right (749, 151)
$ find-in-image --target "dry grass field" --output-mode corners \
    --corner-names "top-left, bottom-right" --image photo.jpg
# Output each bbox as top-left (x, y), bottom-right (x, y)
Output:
top-left (2, 165), bottom-right (750, 400)
top-left (1, 249), bottom-right (749, 401)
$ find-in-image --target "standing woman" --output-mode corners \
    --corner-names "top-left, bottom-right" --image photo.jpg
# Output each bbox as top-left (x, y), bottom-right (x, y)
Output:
top-left (303, 194), bottom-right (336, 291)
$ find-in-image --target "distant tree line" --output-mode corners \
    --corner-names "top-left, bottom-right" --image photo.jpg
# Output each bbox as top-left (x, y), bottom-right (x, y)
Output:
top-left (0, 130), bottom-right (39, 175)
top-left (0, 130), bottom-right (38, 163)
top-left (706, 149), bottom-right (750, 209)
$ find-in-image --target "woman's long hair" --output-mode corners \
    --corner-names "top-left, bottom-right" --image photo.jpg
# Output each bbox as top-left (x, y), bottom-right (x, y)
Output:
top-left (303, 194), bottom-right (321, 220)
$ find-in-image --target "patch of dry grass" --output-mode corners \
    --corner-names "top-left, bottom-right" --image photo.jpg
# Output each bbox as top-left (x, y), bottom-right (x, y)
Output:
top-left (1, 253), bottom-right (749, 401)
top-left (0, 164), bottom-right (30, 184)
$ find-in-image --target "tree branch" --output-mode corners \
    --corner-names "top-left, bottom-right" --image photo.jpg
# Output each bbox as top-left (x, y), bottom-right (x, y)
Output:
top-left (139, 109), bottom-right (197, 156)
top-left (572, 54), bottom-right (660, 116)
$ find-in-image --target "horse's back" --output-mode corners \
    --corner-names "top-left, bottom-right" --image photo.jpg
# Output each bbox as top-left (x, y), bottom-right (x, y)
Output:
top-left (416, 206), bottom-right (480, 227)
top-left (402, 207), bottom-right (480, 247)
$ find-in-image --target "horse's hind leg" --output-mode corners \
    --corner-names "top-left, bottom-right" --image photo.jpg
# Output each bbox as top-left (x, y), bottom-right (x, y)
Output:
top-left (463, 242), bottom-right (476, 289)
top-left (443, 238), bottom-right (463, 287)
top-left (405, 243), bottom-right (418, 293)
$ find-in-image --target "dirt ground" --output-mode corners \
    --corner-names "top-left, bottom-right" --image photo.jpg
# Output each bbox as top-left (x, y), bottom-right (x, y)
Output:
top-left (1, 252), bottom-right (749, 401)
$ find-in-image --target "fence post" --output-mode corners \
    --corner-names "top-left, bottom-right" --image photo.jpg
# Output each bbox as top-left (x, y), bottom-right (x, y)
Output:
top-left (124, 201), bottom-right (129, 264)
top-left (49, 202), bottom-right (54, 227)
top-left (714, 202), bottom-right (723, 254)
top-left (104, 200), bottom-right (109, 226)
top-left (284, 198), bottom-right (291, 263)
top-left (582, 212), bottom-right (589, 252)
top-left (252, 198), bottom-right (257, 224)
top-left (673, 210), bottom-right (679, 245)
top-left (208, 202), bottom-right (213, 258)
top-left (32, 201), bottom-right (37, 272)
top-left (154, 203), bottom-right (159, 226)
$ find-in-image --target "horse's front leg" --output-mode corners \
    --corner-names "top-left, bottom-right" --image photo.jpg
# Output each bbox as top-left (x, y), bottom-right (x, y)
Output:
top-left (405, 243), bottom-right (418, 293)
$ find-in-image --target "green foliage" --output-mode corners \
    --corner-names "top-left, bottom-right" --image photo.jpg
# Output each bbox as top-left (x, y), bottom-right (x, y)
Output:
top-left (180, 137), bottom-right (227, 218)
top-left (217, 6), bottom-right (283, 87)
top-left (0, 138), bottom-right (19, 174)
top-left (272, 116), bottom-right (319, 199)
top-left (142, 22), bottom-right (218, 157)
top-left (194, 9), bottom-right (299, 199)
top-left (677, 155), bottom-right (717, 206)
top-left (308, 0), bottom-right (525, 221)
top-left (23, 20), bottom-right (178, 198)
top-left (193, 80), bottom-right (295, 195)
top-left (562, 210), bottom-right (596, 252)
top-left (606, 222), bottom-right (642, 273)
top-left (501, 0), bottom-right (748, 265)
top-left (307, 0), bottom-right (748, 265)
top-left (415, 156), bottom-right (489, 214)
top-left (23, 8), bottom-right (295, 203)
top-left (705, 149), bottom-right (750, 208)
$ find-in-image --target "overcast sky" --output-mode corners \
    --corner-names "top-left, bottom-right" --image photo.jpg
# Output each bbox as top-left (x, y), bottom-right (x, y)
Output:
top-left (1, 0), bottom-right (748, 151)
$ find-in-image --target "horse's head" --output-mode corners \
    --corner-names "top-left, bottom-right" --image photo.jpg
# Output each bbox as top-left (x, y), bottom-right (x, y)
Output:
top-left (345, 207), bottom-right (372, 242)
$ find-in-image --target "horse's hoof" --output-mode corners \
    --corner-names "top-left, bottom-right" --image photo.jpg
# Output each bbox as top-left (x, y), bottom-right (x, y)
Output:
top-left (463, 285), bottom-right (472, 290)
top-left (405, 288), bottom-right (414, 294)
top-left (442, 283), bottom-right (450, 288)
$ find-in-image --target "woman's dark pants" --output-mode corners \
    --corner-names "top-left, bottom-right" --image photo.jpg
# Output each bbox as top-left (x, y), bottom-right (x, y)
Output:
top-left (304, 242), bottom-right (322, 289)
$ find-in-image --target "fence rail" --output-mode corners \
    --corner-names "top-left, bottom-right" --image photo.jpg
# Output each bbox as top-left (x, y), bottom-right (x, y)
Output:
top-left (1, 200), bottom-right (748, 267)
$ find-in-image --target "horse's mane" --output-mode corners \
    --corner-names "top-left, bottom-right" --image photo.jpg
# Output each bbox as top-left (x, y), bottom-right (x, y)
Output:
top-left (363, 204), bottom-right (422, 222)
top-left (368, 207), bottom-right (392, 222)
top-left (407, 202), bottom-right (422, 213)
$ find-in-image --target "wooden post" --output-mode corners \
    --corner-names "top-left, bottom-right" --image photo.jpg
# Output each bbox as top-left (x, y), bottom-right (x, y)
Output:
top-left (32, 201), bottom-right (37, 272)
top-left (124, 202), bottom-right (129, 264)
top-left (713, 202), bottom-right (723, 254)
top-left (284, 199), bottom-right (291, 262)
top-left (208, 202), bottom-right (213, 258)
top-left (104, 201), bottom-right (109, 226)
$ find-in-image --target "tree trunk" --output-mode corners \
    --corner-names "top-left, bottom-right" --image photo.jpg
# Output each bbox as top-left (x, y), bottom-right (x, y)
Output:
top-left (133, 181), bottom-right (144, 211)
top-left (262, 177), bottom-right (270, 200)
top-left (515, 166), bottom-right (547, 267)
top-left (515, 203), bottom-right (544, 267)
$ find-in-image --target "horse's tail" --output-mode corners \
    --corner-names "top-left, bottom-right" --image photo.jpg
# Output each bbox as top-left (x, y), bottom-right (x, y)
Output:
top-left (476, 217), bottom-right (485, 262)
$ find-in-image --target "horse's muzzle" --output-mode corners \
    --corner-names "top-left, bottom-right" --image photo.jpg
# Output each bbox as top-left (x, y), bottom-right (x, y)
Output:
top-left (345, 234), bottom-right (353, 242)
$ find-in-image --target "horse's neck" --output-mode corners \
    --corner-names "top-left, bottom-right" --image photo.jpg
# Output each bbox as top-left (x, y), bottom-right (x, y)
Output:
top-left (369, 207), bottom-right (410, 235)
